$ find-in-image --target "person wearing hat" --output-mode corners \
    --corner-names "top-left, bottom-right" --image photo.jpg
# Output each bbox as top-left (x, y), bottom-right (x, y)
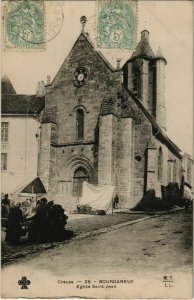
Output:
top-left (34, 198), bottom-right (49, 243)
top-left (5, 202), bottom-right (24, 245)
top-left (1, 194), bottom-right (11, 218)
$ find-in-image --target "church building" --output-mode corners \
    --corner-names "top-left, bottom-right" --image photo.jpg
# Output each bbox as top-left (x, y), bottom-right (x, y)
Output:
top-left (37, 21), bottom-right (187, 211)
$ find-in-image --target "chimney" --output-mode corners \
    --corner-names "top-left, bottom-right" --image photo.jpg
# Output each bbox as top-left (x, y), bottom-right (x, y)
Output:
top-left (40, 81), bottom-right (45, 96)
top-left (47, 75), bottom-right (51, 85)
top-left (116, 58), bottom-right (121, 69)
top-left (36, 82), bottom-right (41, 97)
top-left (36, 81), bottom-right (45, 97)
top-left (141, 30), bottom-right (149, 41)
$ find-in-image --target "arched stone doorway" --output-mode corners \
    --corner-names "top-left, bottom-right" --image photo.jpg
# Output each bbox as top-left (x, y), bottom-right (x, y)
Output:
top-left (72, 167), bottom-right (89, 197)
top-left (58, 155), bottom-right (97, 209)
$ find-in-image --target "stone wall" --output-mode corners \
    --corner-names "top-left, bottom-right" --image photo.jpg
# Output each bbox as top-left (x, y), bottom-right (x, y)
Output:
top-left (42, 33), bottom-right (121, 208)
top-left (98, 114), bottom-right (116, 185)
top-left (38, 123), bottom-right (52, 192)
top-left (46, 33), bottom-right (121, 146)
top-left (140, 60), bottom-right (149, 111)
top-left (50, 144), bottom-right (97, 211)
top-left (132, 119), bottom-right (153, 205)
top-left (118, 89), bottom-right (154, 207)
top-left (156, 59), bottom-right (166, 131)
top-left (151, 139), bottom-right (182, 198)
top-left (183, 154), bottom-right (193, 186)
top-left (38, 31), bottom-right (184, 211)
top-left (116, 118), bottom-right (134, 207)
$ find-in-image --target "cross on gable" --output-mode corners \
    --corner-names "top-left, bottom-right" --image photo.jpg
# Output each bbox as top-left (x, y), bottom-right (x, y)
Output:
top-left (80, 16), bottom-right (87, 30)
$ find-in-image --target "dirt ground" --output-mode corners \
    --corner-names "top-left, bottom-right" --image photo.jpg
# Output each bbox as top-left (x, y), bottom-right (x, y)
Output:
top-left (2, 210), bottom-right (192, 275)
top-left (1, 210), bottom-right (192, 299)
top-left (2, 212), bottom-right (143, 263)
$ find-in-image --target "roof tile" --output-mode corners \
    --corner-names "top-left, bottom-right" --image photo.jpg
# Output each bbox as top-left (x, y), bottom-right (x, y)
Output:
top-left (1, 94), bottom-right (45, 115)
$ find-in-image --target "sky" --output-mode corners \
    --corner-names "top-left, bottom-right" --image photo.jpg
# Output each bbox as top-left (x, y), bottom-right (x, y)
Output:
top-left (2, 0), bottom-right (193, 154)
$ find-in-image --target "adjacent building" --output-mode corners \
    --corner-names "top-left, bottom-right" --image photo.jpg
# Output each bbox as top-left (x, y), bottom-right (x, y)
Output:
top-left (1, 75), bottom-right (44, 195)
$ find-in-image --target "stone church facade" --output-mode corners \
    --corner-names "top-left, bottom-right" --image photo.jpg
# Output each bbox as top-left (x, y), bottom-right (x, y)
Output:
top-left (37, 28), bottom-right (185, 211)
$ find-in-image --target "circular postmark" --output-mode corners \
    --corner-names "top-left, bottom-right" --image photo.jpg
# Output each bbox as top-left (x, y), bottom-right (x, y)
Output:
top-left (45, 1), bottom-right (64, 44)
top-left (4, 1), bottom-right (64, 49)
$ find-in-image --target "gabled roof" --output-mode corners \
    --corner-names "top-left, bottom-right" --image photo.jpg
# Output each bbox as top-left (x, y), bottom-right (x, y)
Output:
top-left (48, 31), bottom-right (121, 87)
top-left (21, 177), bottom-right (46, 194)
top-left (1, 94), bottom-right (45, 115)
top-left (1, 75), bottom-right (16, 94)
top-left (81, 31), bottom-right (118, 72)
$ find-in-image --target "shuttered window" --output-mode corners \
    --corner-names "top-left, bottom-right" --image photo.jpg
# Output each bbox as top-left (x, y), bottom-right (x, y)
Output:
top-left (1, 153), bottom-right (7, 170)
top-left (1, 122), bottom-right (9, 142)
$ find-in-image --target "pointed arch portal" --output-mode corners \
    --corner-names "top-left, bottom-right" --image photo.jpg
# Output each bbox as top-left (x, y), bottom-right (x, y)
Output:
top-left (72, 167), bottom-right (89, 197)
top-left (58, 155), bottom-right (97, 199)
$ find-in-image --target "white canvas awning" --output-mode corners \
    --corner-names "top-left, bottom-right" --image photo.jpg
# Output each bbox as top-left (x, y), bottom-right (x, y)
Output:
top-left (11, 176), bottom-right (46, 200)
top-left (79, 182), bottom-right (115, 212)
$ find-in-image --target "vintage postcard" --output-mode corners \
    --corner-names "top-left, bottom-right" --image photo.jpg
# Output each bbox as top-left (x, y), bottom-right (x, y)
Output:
top-left (1, 0), bottom-right (193, 299)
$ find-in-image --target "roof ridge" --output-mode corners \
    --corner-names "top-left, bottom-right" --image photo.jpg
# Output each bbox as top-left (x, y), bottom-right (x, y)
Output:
top-left (50, 31), bottom-right (121, 87)
top-left (82, 31), bottom-right (121, 72)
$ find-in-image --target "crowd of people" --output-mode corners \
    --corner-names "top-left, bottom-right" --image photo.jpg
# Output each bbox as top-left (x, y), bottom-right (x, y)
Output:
top-left (28, 198), bottom-right (68, 243)
top-left (1, 194), bottom-right (68, 245)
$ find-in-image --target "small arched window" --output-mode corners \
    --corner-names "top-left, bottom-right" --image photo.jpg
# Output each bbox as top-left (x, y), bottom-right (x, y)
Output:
top-left (76, 109), bottom-right (84, 140)
top-left (132, 63), bottom-right (141, 98)
top-left (158, 147), bottom-right (163, 182)
top-left (133, 69), bottom-right (140, 97)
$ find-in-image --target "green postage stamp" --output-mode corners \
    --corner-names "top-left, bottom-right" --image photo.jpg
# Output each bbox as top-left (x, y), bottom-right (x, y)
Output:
top-left (4, 0), bottom-right (44, 49)
top-left (97, 0), bottom-right (137, 50)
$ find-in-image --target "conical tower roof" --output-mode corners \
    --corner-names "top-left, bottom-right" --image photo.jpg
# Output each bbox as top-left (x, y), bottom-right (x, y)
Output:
top-left (156, 46), bottom-right (163, 57)
top-left (131, 30), bottom-right (155, 59)
top-left (156, 46), bottom-right (167, 64)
